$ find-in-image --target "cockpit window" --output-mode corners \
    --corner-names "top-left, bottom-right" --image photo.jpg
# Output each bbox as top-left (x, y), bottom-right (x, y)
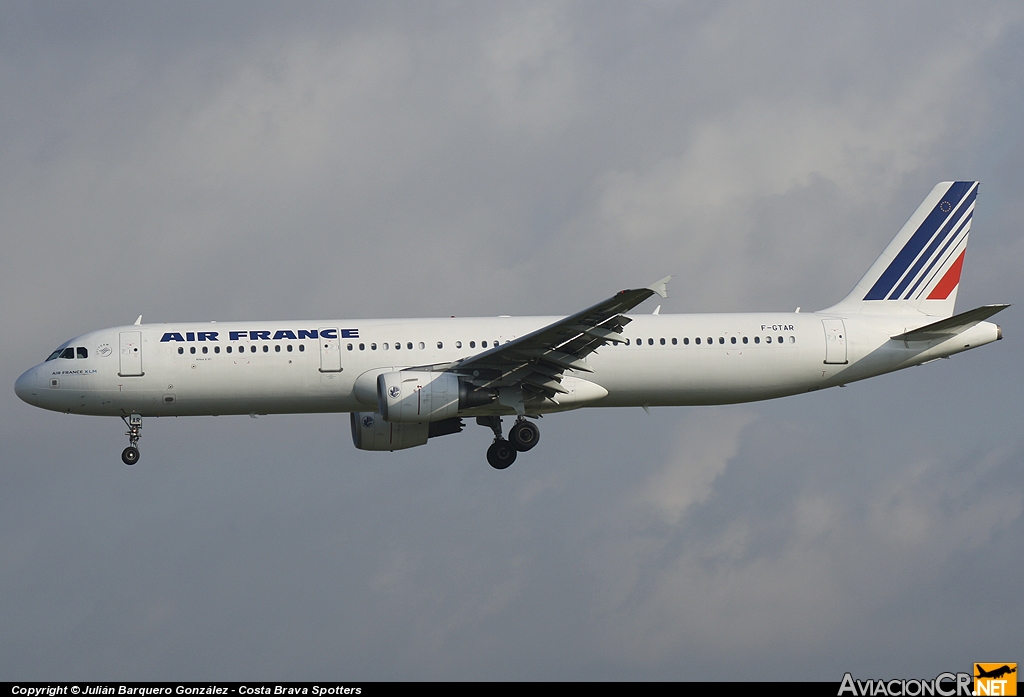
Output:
top-left (46, 349), bottom-right (62, 361)
top-left (59, 348), bottom-right (75, 359)
top-left (77, 347), bottom-right (88, 359)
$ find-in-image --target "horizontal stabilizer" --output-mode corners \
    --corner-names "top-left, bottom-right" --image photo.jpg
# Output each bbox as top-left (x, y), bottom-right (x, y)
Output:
top-left (891, 304), bottom-right (1009, 342)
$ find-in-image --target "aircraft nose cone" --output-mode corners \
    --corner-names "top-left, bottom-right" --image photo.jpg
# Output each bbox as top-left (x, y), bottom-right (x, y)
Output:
top-left (15, 367), bottom-right (39, 405)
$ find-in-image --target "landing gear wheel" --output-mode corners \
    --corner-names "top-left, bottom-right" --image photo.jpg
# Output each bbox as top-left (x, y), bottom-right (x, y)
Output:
top-left (122, 446), bottom-right (140, 466)
top-left (509, 420), bottom-right (540, 452)
top-left (486, 440), bottom-right (517, 470)
top-left (120, 413), bottom-right (142, 466)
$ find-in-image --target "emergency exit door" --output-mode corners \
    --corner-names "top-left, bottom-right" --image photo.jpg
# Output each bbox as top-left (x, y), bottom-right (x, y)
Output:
top-left (319, 328), bottom-right (342, 373)
top-left (119, 331), bottom-right (144, 376)
top-left (822, 319), bottom-right (848, 365)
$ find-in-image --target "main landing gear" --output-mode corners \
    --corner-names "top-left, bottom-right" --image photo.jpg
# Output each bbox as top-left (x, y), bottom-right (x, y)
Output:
top-left (478, 416), bottom-right (541, 470)
top-left (120, 413), bottom-right (142, 465)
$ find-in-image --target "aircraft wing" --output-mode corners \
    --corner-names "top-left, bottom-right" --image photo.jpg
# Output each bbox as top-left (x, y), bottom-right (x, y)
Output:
top-left (891, 304), bottom-right (1009, 342)
top-left (422, 277), bottom-right (670, 400)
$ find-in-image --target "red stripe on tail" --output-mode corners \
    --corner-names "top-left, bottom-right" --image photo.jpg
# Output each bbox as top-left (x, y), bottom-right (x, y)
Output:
top-left (927, 250), bottom-right (966, 300)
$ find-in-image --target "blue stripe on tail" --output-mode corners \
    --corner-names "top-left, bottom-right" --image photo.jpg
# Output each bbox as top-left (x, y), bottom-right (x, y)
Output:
top-left (892, 185), bottom-right (976, 299)
top-left (903, 209), bottom-right (972, 300)
top-left (864, 181), bottom-right (974, 300)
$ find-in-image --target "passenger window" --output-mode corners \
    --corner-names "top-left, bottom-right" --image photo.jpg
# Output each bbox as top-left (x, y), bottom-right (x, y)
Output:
top-left (754, 337), bottom-right (760, 344)
top-left (202, 346), bottom-right (208, 354)
top-left (371, 343), bottom-right (377, 350)
top-left (672, 338), bottom-right (677, 345)
top-left (707, 337), bottom-right (713, 345)
top-left (456, 341), bottom-right (462, 349)
top-left (346, 343), bottom-right (353, 351)
top-left (251, 345), bottom-right (257, 353)
top-left (359, 343), bottom-right (365, 351)
top-left (263, 345), bottom-right (269, 352)
top-left (215, 346), bottom-right (221, 354)
top-left (419, 342), bottom-right (425, 349)
top-left (730, 337), bottom-right (736, 345)
top-left (227, 346), bottom-right (232, 353)
top-left (648, 338), bottom-right (654, 345)
top-left (190, 347), bottom-right (196, 355)
top-left (299, 345), bottom-right (305, 352)
top-left (60, 348), bottom-right (75, 359)
top-left (383, 342), bottom-right (389, 350)
top-left (275, 345), bottom-right (281, 352)
top-left (743, 337), bottom-right (748, 344)
top-left (178, 347), bottom-right (184, 355)
top-left (288, 345), bottom-right (293, 352)
top-left (482, 341), bottom-right (488, 348)
top-left (660, 338), bottom-right (665, 345)
top-left (695, 337), bottom-right (701, 345)
top-left (683, 338), bottom-right (689, 345)
top-left (394, 342), bottom-right (400, 350)
top-left (406, 342), bottom-right (412, 350)
top-left (790, 336), bottom-right (796, 343)
top-left (766, 336), bottom-right (772, 343)
top-left (437, 341), bottom-right (443, 349)
top-left (718, 337), bottom-right (724, 344)
top-left (469, 341), bottom-right (476, 348)
top-left (778, 336), bottom-right (784, 344)
top-left (77, 347), bottom-right (88, 359)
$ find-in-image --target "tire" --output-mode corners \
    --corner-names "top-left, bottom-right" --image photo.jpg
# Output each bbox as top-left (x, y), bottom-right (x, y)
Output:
top-left (486, 440), bottom-right (517, 469)
top-left (509, 420), bottom-right (540, 452)
top-left (121, 446), bottom-right (140, 466)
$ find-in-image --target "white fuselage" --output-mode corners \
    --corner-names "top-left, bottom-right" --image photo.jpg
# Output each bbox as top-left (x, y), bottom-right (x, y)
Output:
top-left (14, 311), bottom-right (1001, 419)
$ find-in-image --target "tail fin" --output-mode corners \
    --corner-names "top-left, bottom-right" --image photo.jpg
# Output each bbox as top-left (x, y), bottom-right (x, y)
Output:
top-left (824, 181), bottom-right (978, 318)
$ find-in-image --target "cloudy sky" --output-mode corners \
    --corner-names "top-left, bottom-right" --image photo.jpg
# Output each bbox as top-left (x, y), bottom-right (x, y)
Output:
top-left (2, 1), bottom-right (1022, 681)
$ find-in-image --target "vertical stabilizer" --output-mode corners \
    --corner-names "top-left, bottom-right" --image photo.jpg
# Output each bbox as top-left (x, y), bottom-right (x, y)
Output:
top-left (823, 181), bottom-right (978, 319)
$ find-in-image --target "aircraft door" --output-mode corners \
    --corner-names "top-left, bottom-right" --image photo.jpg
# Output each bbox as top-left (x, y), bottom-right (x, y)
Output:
top-left (822, 319), bottom-right (848, 365)
top-left (319, 327), bottom-right (342, 373)
top-left (119, 331), bottom-right (144, 376)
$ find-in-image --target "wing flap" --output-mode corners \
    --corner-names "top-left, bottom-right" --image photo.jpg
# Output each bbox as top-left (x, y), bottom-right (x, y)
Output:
top-left (444, 279), bottom-right (669, 397)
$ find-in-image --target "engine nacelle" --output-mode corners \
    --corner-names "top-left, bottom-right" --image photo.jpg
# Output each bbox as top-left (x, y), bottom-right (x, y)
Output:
top-left (377, 371), bottom-right (493, 423)
top-left (350, 412), bottom-right (429, 451)
top-left (350, 412), bottom-right (466, 451)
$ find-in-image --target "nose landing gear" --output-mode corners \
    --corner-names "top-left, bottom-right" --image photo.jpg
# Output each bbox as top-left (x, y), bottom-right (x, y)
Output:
top-left (120, 413), bottom-right (142, 465)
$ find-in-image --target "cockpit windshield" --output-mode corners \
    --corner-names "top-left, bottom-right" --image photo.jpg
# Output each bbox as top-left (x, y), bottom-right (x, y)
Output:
top-left (46, 345), bottom-right (85, 361)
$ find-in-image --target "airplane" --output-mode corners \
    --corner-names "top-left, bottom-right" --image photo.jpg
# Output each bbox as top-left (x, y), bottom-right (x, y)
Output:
top-left (975, 665), bottom-right (1016, 680)
top-left (15, 181), bottom-right (1008, 470)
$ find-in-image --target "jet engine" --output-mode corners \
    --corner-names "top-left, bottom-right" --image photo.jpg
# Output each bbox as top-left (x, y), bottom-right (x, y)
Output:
top-left (376, 371), bottom-right (493, 423)
top-left (350, 412), bottom-right (464, 451)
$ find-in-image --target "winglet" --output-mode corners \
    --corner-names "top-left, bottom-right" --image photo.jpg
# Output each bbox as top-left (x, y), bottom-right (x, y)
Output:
top-left (647, 276), bottom-right (672, 299)
top-left (134, 315), bottom-right (143, 326)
